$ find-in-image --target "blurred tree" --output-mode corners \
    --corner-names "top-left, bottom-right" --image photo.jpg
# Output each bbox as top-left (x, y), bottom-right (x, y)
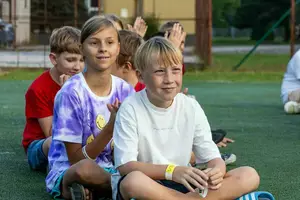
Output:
top-left (31, 0), bottom-right (88, 31)
top-left (212, 0), bottom-right (240, 28)
top-left (233, 0), bottom-right (293, 41)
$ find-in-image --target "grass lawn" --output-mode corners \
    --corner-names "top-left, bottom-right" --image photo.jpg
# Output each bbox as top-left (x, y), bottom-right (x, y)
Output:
top-left (0, 53), bottom-right (293, 199)
top-left (0, 53), bottom-right (289, 82)
top-left (0, 80), bottom-right (298, 200)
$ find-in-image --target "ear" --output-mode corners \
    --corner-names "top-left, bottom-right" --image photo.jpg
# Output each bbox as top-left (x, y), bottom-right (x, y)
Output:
top-left (49, 53), bottom-right (57, 66)
top-left (123, 62), bottom-right (133, 73)
top-left (136, 70), bottom-right (144, 84)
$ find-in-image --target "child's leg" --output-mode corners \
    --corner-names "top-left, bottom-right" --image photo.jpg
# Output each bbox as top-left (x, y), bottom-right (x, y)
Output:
top-left (27, 139), bottom-right (49, 171)
top-left (119, 167), bottom-right (259, 200)
top-left (61, 159), bottom-right (112, 199)
top-left (197, 166), bottom-right (260, 200)
top-left (119, 171), bottom-right (191, 200)
top-left (42, 137), bottom-right (52, 157)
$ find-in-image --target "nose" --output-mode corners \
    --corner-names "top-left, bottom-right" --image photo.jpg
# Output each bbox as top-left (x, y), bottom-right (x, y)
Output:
top-left (98, 41), bottom-right (107, 52)
top-left (73, 61), bottom-right (83, 72)
top-left (163, 69), bottom-right (174, 84)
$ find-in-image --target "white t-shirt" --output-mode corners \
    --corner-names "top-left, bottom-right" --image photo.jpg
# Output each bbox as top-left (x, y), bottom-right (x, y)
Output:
top-left (113, 89), bottom-right (221, 168)
top-left (281, 50), bottom-right (300, 104)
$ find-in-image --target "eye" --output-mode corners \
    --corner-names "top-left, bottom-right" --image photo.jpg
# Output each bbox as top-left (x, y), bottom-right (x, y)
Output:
top-left (66, 58), bottom-right (74, 62)
top-left (107, 40), bottom-right (114, 45)
top-left (90, 41), bottom-right (97, 45)
top-left (154, 69), bottom-right (164, 74)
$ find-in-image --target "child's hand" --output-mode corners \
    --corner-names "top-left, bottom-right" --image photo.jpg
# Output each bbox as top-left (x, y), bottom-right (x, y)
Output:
top-left (59, 74), bottom-right (70, 86)
top-left (217, 137), bottom-right (235, 148)
top-left (127, 17), bottom-right (148, 38)
top-left (172, 166), bottom-right (208, 192)
top-left (107, 98), bottom-right (121, 124)
top-left (165, 23), bottom-right (186, 49)
top-left (203, 167), bottom-right (224, 190)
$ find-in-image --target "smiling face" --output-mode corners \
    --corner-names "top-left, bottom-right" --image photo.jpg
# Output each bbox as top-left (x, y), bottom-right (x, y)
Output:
top-left (50, 52), bottom-right (84, 76)
top-left (142, 61), bottom-right (182, 108)
top-left (81, 26), bottom-right (120, 72)
top-left (135, 37), bottom-right (183, 108)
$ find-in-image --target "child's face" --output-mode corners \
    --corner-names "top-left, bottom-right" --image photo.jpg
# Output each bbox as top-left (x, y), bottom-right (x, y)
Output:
top-left (82, 27), bottom-right (120, 72)
top-left (180, 37), bottom-right (185, 53)
top-left (50, 52), bottom-right (84, 76)
top-left (142, 62), bottom-right (182, 108)
top-left (111, 62), bottom-right (138, 86)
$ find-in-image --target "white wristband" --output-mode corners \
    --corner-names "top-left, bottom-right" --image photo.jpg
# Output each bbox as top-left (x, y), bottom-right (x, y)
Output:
top-left (82, 145), bottom-right (96, 161)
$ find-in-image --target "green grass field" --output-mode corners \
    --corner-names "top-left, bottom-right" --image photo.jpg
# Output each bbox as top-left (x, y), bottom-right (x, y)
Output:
top-left (0, 54), bottom-right (297, 199)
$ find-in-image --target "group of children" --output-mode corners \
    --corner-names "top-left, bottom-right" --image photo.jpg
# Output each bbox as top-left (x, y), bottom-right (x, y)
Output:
top-left (22, 14), bottom-right (275, 200)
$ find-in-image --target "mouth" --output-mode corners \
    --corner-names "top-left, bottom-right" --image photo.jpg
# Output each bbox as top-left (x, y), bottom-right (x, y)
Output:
top-left (162, 87), bottom-right (176, 91)
top-left (69, 72), bottom-right (78, 76)
top-left (96, 56), bottom-right (110, 60)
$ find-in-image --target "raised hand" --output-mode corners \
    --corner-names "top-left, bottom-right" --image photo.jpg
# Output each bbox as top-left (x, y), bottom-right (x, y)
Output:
top-left (107, 98), bottom-right (121, 124)
top-left (165, 23), bottom-right (186, 49)
top-left (127, 17), bottom-right (148, 38)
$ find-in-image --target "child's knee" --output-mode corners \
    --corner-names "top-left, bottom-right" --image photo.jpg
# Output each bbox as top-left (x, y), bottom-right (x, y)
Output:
top-left (74, 160), bottom-right (101, 182)
top-left (42, 137), bottom-right (52, 154)
top-left (120, 171), bottom-right (146, 197)
top-left (231, 166), bottom-right (260, 190)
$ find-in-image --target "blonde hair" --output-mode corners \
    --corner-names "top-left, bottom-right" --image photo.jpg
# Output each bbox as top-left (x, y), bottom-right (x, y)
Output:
top-left (80, 15), bottom-right (119, 44)
top-left (134, 37), bottom-right (182, 72)
top-left (117, 30), bottom-right (144, 69)
top-left (49, 26), bottom-right (81, 54)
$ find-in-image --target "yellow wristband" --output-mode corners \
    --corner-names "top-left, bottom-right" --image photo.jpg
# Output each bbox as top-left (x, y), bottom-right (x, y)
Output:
top-left (165, 164), bottom-right (176, 180)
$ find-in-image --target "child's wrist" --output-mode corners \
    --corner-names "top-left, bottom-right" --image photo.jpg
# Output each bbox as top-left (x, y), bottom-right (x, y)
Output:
top-left (165, 164), bottom-right (177, 180)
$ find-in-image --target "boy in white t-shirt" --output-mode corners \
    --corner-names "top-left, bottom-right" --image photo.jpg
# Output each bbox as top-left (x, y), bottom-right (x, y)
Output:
top-left (113, 37), bottom-right (260, 200)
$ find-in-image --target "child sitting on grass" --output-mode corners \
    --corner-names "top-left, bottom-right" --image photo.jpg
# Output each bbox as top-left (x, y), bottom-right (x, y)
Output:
top-left (22, 26), bottom-right (84, 172)
top-left (113, 36), bottom-right (261, 200)
top-left (46, 16), bottom-right (135, 200)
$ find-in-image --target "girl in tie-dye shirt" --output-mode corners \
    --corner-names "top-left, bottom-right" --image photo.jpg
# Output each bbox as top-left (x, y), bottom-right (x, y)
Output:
top-left (46, 16), bottom-right (135, 200)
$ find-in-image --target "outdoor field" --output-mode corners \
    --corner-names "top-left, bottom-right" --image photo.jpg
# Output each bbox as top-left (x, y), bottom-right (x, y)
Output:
top-left (0, 53), bottom-right (299, 200)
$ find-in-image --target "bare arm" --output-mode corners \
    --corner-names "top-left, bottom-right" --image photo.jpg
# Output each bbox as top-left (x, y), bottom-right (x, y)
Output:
top-left (207, 158), bottom-right (226, 175)
top-left (38, 116), bottom-right (53, 138)
top-left (65, 122), bottom-right (114, 165)
top-left (65, 99), bottom-right (120, 165)
top-left (118, 161), bottom-right (167, 179)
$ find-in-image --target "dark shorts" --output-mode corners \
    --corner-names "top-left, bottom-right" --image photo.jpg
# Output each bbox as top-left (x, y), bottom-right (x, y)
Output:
top-left (116, 176), bottom-right (190, 200)
top-left (27, 139), bottom-right (48, 171)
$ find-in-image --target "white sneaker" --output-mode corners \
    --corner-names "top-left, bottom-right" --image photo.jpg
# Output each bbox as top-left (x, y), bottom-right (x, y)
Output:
top-left (284, 101), bottom-right (300, 114)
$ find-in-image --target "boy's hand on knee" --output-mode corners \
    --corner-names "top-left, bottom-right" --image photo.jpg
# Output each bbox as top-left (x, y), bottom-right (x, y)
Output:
top-left (203, 168), bottom-right (224, 190)
top-left (172, 166), bottom-right (209, 193)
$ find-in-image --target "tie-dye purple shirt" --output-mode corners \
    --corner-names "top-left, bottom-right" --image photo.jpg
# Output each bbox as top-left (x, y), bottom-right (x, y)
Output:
top-left (46, 73), bottom-right (134, 192)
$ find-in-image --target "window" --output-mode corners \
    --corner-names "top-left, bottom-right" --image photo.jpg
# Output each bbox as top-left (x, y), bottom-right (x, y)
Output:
top-left (91, 0), bottom-right (98, 7)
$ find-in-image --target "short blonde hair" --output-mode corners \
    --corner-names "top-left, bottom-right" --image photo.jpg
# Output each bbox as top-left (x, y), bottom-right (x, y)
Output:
top-left (81, 15), bottom-right (119, 44)
top-left (49, 26), bottom-right (81, 54)
top-left (134, 37), bottom-right (182, 72)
